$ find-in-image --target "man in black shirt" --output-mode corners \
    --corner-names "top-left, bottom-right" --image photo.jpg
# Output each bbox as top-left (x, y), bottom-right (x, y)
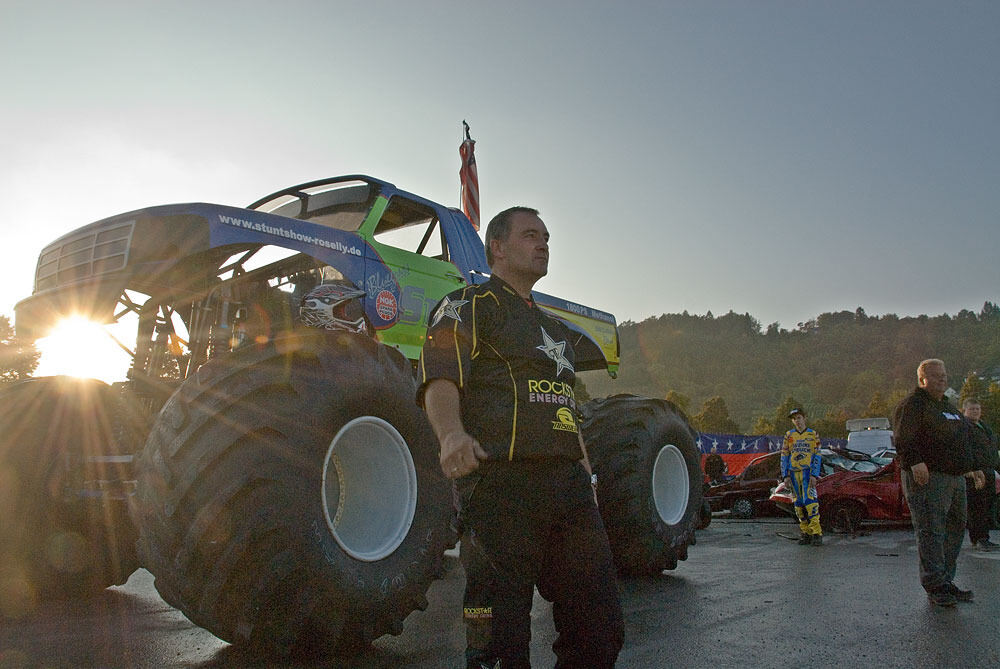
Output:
top-left (418, 207), bottom-right (623, 668)
top-left (893, 358), bottom-right (984, 607)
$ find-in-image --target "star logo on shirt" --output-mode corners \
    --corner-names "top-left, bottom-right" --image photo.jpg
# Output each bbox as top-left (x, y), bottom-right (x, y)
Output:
top-left (431, 296), bottom-right (468, 326)
top-left (536, 326), bottom-right (574, 377)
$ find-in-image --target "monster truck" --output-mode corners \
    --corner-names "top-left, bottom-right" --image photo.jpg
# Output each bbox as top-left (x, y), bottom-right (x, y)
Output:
top-left (9, 175), bottom-right (702, 653)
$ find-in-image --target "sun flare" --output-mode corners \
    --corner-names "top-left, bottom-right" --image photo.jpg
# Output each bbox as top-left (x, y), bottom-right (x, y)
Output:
top-left (34, 316), bottom-right (132, 384)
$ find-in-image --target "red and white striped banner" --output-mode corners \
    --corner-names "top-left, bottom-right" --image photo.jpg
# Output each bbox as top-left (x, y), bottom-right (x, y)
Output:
top-left (459, 120), bottom-right (480, 230)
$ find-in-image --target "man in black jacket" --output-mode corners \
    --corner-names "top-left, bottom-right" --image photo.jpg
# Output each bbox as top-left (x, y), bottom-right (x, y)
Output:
top-left (893, 359), bottom-right (984, 607)
top-left (963, 398), bottom-right (999, 551)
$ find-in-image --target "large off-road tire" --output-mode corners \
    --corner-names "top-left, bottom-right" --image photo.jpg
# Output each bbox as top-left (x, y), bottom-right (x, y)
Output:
top-left (131, 331), bottom-right (455, 657)
top-left (581, 394), bottom-right (703, 576)
top-left (0, 377), bottom-right (140, 618)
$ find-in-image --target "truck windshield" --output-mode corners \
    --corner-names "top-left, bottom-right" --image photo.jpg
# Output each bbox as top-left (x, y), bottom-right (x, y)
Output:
top-left (252, 181), bottom-right (375, 233)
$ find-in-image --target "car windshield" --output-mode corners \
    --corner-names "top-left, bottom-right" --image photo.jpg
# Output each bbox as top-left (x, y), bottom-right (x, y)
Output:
top-left (741, 453), bottom-right (780, 480)
top-left (822, 449), bottom-right (881, 474)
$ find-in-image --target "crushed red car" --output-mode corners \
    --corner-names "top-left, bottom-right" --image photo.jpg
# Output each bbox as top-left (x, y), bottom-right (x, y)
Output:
top-left (769, 449), bottom-right (908, 532)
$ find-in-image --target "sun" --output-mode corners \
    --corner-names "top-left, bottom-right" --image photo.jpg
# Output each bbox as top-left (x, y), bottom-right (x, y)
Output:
top-left (34, 316), bottom-right (133, 384)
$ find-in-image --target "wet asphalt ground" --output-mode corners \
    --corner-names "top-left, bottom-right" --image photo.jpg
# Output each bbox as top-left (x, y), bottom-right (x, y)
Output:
top-left (3, 517), bottom-right (1000, 668)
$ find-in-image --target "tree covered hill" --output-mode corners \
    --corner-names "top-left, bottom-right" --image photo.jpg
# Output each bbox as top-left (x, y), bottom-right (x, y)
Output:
top-left (579, 302), bottom-right (1000, 433)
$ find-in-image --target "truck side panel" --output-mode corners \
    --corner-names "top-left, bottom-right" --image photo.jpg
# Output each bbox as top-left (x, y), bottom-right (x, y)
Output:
top-left (16, 182), bottom-right (621, 379)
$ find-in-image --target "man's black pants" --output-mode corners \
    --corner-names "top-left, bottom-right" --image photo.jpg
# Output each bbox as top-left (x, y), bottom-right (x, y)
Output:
top-left (967, 485), bottom-right (996, 544)
top-left (458, 459), bottom-right (624, 668)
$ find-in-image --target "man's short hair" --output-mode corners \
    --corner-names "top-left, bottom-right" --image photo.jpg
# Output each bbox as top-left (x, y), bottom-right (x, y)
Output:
top-left (484, 206), bottom-right (539, 267)
top-left (963, 398), bottom-right (982, 409)
top-left (917, 358), bottom-right (945, 381)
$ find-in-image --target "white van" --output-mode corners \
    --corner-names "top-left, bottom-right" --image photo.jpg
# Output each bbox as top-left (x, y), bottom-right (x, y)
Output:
top-left (845, 417), bottom-right (894, 456)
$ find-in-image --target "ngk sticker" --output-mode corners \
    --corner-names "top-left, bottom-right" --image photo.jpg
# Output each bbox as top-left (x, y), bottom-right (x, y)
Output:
top-left (375, 290), bottom-right (398, 320)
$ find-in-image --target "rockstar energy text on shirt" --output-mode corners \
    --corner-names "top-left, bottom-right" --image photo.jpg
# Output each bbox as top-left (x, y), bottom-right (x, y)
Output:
top-left (418, 276), bottom-right (582, 462)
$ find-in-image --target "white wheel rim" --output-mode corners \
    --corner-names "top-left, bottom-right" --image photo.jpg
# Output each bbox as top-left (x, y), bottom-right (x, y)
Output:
top-left (651, 444), bottom-right (689, 526)
top-left (321, 416), bottom-right (417, 562)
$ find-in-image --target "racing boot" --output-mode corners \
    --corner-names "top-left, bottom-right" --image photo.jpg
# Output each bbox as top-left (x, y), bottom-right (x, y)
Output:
top-left (798, 532), bottom-right (811, 545)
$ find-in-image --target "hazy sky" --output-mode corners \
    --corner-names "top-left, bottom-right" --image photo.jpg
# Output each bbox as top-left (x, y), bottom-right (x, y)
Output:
top-left (2, 1), bottom-right (997, 334)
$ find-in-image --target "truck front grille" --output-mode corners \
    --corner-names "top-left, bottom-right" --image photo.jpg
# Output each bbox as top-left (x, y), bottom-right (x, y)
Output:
top-left (35, 220), bottom-right (135, 291)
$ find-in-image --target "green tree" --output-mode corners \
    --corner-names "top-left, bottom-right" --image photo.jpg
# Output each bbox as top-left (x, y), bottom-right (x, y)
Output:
top-left (771, 396), bottom-right (804, 435)
top-left (878, 388), bottom-right (911, 425)
top-left (0, 315), bottom-right (39, 383)
top-left (862, 392), bottom-right (890, 419)
top-left (811, 407), bottom-right (850, 439)
top-left (665, 389), bottom-right (691, 415)
top-left (750, 397), bottom-right (805, 435)
top-left (579, 303), bottom-right (1000, 430)
top-left (750, 414), bottom-right (774, 436)
top-left (959, 373), bottom-right (989, 407)
top-left (981, 382), bottom-right (1000, 430)
top-left (980, 301), bottom-right (1000, 322)
top-left (692, 396), bottom-right (741, 434)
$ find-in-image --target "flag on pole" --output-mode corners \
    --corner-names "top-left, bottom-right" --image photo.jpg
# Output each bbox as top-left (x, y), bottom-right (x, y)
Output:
top-left (459, 120), bottom-right (480, 230)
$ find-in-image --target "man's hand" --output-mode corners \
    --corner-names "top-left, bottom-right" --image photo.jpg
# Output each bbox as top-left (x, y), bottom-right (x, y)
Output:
top-left (439, 430), bottom-right (488, 479)
top-left (422, 379), bottom-right (489, 479)
top-left (966, 470), bottom-right (986, 490)
top-left (783, 476), bottom-right (792, 490)
top-left (911, 462), bottom-right (930, 486)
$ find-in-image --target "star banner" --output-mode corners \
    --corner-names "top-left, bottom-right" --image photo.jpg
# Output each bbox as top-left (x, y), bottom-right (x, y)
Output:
top-left (698, 432), bottom-right (847, 476)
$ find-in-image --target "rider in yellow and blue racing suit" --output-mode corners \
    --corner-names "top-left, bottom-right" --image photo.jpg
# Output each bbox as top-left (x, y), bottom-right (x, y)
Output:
top-left (781, 408), bottom-right (823, 545)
